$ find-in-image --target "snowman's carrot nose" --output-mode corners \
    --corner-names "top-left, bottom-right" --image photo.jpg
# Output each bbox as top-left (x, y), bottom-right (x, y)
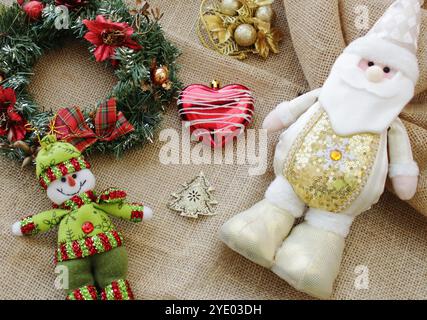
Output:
top-left (67, 175), bottom-right (76, 187)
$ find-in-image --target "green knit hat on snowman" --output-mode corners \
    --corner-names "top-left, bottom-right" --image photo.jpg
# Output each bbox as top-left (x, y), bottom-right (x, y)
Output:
top-left (36, 135), bottom-right (91, 190)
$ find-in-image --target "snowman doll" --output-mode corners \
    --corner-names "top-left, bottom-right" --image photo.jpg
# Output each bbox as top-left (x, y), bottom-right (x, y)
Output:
top-left (12, 135), bottom-right (153, 300)
top-left (220, 0), bottom-right (423, 299)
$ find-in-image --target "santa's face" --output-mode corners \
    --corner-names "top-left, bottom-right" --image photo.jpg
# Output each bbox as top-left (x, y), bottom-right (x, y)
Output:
top-left (319, 52), bottom-right (414, 135)
top-left (336, 53), bottom-right (409, 98)
top-left (47, 169), bottom-right (96, 205)
top-left (358, 59), bottom-right (396, 81)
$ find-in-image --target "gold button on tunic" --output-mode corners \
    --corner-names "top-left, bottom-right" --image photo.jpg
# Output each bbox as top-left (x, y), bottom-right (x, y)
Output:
top-left (284, 110), bottom-right (380, 213)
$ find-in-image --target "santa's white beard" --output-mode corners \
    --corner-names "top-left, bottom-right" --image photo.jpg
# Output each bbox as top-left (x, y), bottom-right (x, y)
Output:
top-left (319, 53), bottom-right (414, 135)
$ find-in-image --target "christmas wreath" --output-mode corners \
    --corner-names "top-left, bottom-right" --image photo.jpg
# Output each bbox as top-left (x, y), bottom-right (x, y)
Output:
top-left (0, 0), bottom-right (181, 166)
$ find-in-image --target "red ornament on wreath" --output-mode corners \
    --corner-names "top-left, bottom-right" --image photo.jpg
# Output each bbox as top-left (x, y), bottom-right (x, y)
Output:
top-left (178, 80), bottom-right (255, 148)
top-left (0, 86), bottom-right (28, 142)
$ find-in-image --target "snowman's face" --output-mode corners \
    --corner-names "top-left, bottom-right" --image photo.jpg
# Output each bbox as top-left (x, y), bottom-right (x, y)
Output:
top-left (47, 169), bottom-right (96, 205)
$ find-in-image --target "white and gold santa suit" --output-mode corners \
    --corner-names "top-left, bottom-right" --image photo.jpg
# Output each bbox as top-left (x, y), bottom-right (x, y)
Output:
top-left (221, 89), bottom-right (417, 299)
top-left (272, 86), bottom-right (418, 223)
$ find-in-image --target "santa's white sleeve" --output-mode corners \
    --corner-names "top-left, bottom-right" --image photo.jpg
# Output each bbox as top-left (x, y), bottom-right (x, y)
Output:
top-left (388, 118), bottom-right (419, 178)
top-left (275, 88), bottom-right (322, 127)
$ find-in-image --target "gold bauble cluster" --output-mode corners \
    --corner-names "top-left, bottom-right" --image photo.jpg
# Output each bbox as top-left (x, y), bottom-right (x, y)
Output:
top-left (200, 0), bottom-right (282, 59)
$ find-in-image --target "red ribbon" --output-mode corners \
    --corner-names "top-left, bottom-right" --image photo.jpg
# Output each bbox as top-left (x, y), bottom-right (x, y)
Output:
top-left (55, 98), bottom-right (134, 152)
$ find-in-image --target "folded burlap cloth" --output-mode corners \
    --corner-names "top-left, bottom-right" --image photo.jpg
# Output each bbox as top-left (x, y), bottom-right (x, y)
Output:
top-left (0, 0), bottom-right (425, 299)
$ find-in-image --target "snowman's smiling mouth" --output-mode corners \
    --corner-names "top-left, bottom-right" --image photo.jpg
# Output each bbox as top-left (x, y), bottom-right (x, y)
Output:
top-left (56, 180), bottom-right (87, 197)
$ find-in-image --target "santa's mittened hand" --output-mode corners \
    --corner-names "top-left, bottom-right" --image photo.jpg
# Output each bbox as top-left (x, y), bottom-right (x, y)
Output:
top-left (263, 101), bottom-right (296, 133)
top-left (391, 175), bottom-right (418, 201)
top-left (263, 109), bottom-right (285, 133)
top-left (143, 206), bottom-right (154, 221)
top-left (11, 222), bottom-right (23, 236)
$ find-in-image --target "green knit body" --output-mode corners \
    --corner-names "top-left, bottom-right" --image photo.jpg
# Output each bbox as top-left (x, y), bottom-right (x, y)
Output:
top-left (57, 204), bottom-right (114, 244)
top-left (23, 191), bottom-right (144, 248)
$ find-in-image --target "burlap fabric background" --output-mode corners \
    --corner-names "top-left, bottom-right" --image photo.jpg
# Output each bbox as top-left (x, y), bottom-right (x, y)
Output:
top-left (0, 0), bottom-right (426, 300)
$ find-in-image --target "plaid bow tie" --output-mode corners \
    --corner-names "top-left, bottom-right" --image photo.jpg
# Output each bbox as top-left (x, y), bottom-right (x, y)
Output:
top-left (54, 98), bottom-right (134, 152)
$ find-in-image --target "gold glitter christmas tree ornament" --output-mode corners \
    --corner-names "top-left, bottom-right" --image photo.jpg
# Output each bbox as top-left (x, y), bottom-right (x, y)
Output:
top-left (168, 172), bottom-right (218, 218)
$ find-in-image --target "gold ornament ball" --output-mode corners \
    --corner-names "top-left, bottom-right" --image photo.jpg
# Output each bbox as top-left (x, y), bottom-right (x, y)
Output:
top-left (255, 5), bottom-right (275, 23)
top-left (153, 66), bottom-right (169, 85)
top-left (234, 24), bottom-right (257, 47)
top-left (220, 0), bottom-right (242, 16)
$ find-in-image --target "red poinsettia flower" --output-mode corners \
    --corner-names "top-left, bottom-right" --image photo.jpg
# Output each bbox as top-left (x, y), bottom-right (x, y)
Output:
top-left (0, 87), bottom-right (27, 142)
top-left (83, 15), bottom-right (142, 62)
top-left (55, 0), bottom-right (88, 9)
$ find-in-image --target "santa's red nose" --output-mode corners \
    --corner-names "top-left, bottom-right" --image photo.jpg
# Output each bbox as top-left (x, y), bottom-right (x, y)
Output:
top-left (67, 175), bottom-right (76, 187)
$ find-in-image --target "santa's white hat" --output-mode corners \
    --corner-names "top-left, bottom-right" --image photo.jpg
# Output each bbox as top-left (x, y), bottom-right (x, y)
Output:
top-left (345, 0), bottom-right (423, 84)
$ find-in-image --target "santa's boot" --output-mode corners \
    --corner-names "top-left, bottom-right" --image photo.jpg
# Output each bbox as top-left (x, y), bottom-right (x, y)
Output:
top-left (220, 176), bottom-right (305, 268)
top-left (271, 209), bottom-right (354, 299)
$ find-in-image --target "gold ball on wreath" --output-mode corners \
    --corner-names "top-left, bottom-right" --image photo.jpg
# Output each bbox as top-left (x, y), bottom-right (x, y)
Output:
top-left (153, 66), bottom-right (169, 85)
top-left (220, 0), bottom-right (242, 16)
top-left (255, 5), bottom-right (275, 23)
top-left (234, 24), bottom-right (257, 47)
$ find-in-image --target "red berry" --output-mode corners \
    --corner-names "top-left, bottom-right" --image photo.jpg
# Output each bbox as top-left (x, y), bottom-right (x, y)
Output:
top-left (23, 1), bottom-right (44, 20)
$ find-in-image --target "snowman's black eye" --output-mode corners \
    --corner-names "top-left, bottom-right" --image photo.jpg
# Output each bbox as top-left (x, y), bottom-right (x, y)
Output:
top-left (61, 177), bottom-right (66, 183)
top-left (383, 67), bottom-right (390, 73)
top-left (368, 61), bottom-right (375, 67)
top-left (72, 174), bottom-right (77, 179)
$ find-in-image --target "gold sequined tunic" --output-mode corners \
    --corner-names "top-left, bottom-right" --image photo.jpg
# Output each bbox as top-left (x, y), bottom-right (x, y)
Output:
top-left (284, 110), bottom-right (381, 213)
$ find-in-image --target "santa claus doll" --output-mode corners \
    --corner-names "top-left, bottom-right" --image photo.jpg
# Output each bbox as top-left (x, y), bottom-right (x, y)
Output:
top-left (220, 0), bottom-right (423, 299)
